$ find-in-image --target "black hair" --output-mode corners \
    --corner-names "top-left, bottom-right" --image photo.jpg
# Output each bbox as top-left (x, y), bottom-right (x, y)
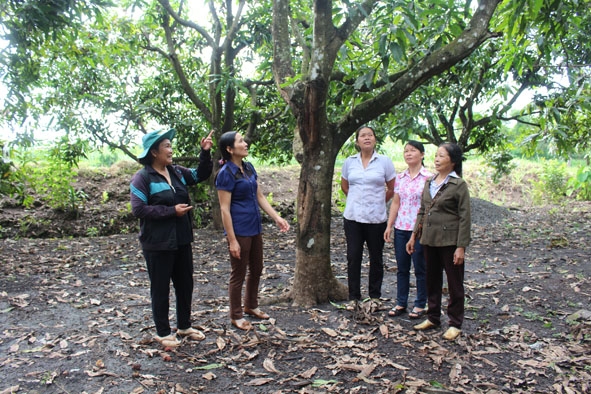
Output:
top-left (218, 131), bottom-right (238, 163)
top-left (406, 140), bottom-right (425, 166)
top-left (440, 142), bottom-right (464, 177)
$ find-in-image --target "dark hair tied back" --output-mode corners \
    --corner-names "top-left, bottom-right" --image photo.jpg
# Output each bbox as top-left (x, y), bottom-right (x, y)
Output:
top-left (440, 142), bottom-right (464, 177)
top-left (218, 131), bottom-right (238, 162)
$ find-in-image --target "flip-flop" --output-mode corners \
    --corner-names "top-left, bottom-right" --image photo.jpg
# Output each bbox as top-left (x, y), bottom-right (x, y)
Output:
top-left (409, 308), bottom-right (426, 319)
top-left (388, 306), bottom-right (406, 317)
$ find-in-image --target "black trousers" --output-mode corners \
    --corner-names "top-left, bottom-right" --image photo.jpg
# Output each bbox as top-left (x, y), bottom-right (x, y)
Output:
top-left (343, 218), bottom-right (386, 300)
top-left (423, 245), bottom-right (465, 329)
top-left (143, 244), bottom-right (194, 337)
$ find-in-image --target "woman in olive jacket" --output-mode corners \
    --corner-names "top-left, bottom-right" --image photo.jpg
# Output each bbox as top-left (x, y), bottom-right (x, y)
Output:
top-left (406, 143), bottom-right (471, 341)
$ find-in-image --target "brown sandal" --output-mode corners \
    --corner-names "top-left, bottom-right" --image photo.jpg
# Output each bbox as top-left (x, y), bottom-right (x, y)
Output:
top-left (231, 318), bottom-right (253, 331)
top-left (244, 307), bottom-right (270, 319)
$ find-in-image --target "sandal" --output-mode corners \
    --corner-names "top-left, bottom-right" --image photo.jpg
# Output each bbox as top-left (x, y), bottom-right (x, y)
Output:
top-left (388, 306), bottom-right (406, 317)
top-left (409, 308), bottom-right (426, 319)
top-left (154, 333), bottom-right (181, 348)
top-left (177, 327), bottom-right (205, 341)
top-left (244, 307), bottom-right (270, 319)
top-left (231, 318), bottom-right (253, 331)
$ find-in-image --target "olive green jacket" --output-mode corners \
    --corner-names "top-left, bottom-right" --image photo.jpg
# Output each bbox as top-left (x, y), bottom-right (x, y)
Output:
top-left (413, 176), bottom-right (471, 248)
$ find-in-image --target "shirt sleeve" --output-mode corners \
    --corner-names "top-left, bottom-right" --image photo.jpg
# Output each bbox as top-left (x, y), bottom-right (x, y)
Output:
top-left (215, 166), bottom-right (235, 192)
top-left (384, 157), bottom-right (396, 182)
top-left (341, 158), bottom-right (350, 180)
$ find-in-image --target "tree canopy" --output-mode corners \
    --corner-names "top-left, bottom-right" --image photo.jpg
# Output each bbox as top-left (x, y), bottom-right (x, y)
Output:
top-left (1, 1), bottom-right (590, 305)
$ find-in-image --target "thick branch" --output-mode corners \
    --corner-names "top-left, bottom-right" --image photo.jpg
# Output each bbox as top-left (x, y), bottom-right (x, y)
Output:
top-left (161, 12), bottom-right (213, 122)
top-left (337, 0), bottom-right (503, 146)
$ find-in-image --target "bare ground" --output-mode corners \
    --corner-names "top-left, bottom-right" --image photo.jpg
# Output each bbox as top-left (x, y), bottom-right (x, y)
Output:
top-left (0, 164), bottom-right (590, 394)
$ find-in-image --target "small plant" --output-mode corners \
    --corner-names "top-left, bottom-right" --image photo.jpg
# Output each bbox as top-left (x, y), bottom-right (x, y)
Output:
top-left (86, 227), bottom-right (99, 237)
top-left (566, 166), bottom-right (591, 201)
top-left (532, 160), bottom-right (568, 204)
top-left (101, 191), bottom-right (109, 204)
top-left (332, 170), bottom-right (346, 213)
top-left (266, 192), bottom-right (275, 206)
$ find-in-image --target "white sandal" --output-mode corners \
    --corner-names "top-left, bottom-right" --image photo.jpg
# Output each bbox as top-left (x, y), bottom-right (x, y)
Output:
top-left (177, 327), bottom-right (205, 341)
top-left (155, 333), bottom-right (181, 348)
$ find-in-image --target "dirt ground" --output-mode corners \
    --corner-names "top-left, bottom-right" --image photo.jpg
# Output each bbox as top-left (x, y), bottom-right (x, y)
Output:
top-left (0, 164), bottom-right (590, 394)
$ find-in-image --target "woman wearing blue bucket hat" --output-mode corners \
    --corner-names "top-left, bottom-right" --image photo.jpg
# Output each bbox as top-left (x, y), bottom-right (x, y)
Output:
top-left (130, 128), bottom-right (214, 348)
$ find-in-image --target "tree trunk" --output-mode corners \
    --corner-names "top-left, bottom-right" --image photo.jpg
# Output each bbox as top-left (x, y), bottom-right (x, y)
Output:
top-left (289, 138), bottom-right (348, 307)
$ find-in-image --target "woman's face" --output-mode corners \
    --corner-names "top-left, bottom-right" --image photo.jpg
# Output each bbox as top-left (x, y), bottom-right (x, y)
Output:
top-left (152, 139), bottom-right (173, 166)
top-left (356, 127), bottom-right (376, 151)
top-left (228, 133), bottom-right (249, 159)
top-left (404, 144), bottom-right (424, 166)
top-left (434, 146), bottom-right (453, 174)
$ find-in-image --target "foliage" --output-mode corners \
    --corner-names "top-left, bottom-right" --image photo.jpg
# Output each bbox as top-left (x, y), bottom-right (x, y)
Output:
top-left (567, 166), bottom-right (591, 201)
top-left (485, 150), bottom-right (517, 183)
top-left (10, 137), bottom-right (90, 214)
top-left (532, 160), bottom-right (568, 204)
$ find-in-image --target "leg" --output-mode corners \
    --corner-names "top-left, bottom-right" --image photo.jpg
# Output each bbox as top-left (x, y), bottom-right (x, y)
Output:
top-left (423, 245), bottom-right (443, 326)
top-left (366, 222), bottom-right (386, 299)
top-left (228, 235), bottom-right (251, 320)
top-left (412, 239), bottom-right (427, 309)
top-left (344, 218), bottom-right (364, 301)
top-left (394, 229), bottom-right (412, 308)
top-left (143, 249), bottom-right (173, 337)
top-left (443, 246), bottom-right (465, 329)
top-left (171, 244), bottom-right (194, 330)
top-left (244, 234), bottom-right (264, 310)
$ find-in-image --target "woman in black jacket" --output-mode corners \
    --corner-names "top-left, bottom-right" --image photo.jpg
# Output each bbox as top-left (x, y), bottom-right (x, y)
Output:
top-left (130, 128), bottom-right (213, 348)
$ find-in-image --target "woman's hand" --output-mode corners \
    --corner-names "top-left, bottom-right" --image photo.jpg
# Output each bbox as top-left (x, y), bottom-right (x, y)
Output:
top-left (453, 247), bottom-right (465, 265)
top-left (276, 217), bottom-right (290, 233)
top-left (229, 239), bottom-right (241, 259)
top-left (175, 203), bottom-right (193, 217)
top-left (406, 235), bottom-right (416, 254)
top-left (200, 130), bottom-right (214, 151)
top-left (384, 226), bottom-right (392, 242)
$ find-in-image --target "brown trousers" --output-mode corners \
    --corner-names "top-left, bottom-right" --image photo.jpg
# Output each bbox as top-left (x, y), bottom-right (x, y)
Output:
top-left (423, 245), bottom-right (465, 329)
top-left (228, 234), bottom-right (264, 320)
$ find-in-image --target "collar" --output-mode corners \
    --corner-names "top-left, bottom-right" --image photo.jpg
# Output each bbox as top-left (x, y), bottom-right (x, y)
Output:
top-left (402, 166), bottom-right (430, 179)
top-left (353, 150), bottom-right (379, 162)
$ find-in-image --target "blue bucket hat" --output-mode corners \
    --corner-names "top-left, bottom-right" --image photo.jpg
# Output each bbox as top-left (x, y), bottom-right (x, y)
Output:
top-left (137, 128), bottom-right (176, 159)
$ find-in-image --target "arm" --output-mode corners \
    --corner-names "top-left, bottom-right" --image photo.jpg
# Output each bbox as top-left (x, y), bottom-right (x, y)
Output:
top-left (385, 178), bottom-right (395, 202)
top-left (406, 184), bottom-right (428, 254)
top-left (341, 177), bottom-right (349, 196)
top-left (257, 188), bottom-right (290, 233)
top-left (384, 193), bottom-right (400, 242)
top-left (218, 189), bottom-right (241, 259)
top-left (454, 180), bottom-right (472, 265)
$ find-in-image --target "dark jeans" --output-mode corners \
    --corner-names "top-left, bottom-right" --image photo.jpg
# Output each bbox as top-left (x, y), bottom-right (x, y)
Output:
top-left (228, 234), bottom-right (264, 320)
top-left (423, 245), bottom-right (465, 329)
top-left (343, 218), bottom-right (386, 300)
top-left (143, 244), bottom-right (194, 337)
top-left (394, 229), bottom-right (427, 309)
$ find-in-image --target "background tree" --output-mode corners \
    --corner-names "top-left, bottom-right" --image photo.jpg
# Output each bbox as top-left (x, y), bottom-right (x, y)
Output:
top-left (385, 0), bottom-right (591, 173)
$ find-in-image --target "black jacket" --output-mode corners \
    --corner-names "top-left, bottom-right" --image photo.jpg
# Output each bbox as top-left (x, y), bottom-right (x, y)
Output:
top-left (130, 150), bottom-right (212, 251)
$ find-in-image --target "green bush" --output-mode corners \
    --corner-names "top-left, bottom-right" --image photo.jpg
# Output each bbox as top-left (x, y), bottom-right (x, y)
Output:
top-left (532, 160), bottom-right (568, 204)
top-left (567, 166), bottom-right (591, 201)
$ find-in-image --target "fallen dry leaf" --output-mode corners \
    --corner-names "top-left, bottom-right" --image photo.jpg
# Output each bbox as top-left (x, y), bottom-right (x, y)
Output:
top-left (245, 377), bottom-right (274, 386)
top-left (263, 358), bottom-right (281, 374)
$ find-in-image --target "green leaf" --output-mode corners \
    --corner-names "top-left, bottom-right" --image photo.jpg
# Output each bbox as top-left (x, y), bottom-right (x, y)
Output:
top-left (193, 363), bottom-right (224, 370)
top-left (312, 379), bottom-right (340, 387)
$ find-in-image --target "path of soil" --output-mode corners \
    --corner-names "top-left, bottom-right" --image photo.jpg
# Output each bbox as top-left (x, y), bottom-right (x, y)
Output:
top-left (0, 164), bottom-right (590, 393)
